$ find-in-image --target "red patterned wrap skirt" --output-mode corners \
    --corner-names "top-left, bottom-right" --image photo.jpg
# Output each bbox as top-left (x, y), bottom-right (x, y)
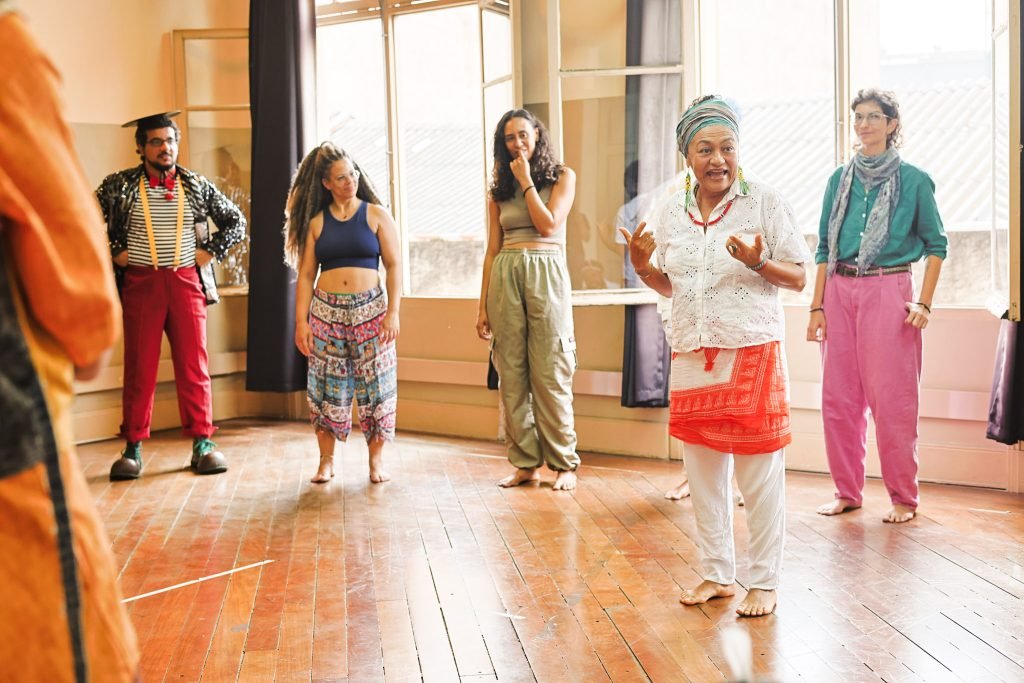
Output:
top-left (669, 342), bottom-right (791, 455)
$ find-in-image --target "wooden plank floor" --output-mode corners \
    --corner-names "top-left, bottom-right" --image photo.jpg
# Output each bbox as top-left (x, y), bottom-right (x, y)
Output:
top-left (78, 419), bottom-right (1024, 682)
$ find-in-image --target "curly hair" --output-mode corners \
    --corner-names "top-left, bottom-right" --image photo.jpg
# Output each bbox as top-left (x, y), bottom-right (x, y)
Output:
top-left (488, 109), bottom-right (564, 203)
top-left (283, 142), bottom-right (383, 270)
top-left (853, 88), bottom-right (903, 149)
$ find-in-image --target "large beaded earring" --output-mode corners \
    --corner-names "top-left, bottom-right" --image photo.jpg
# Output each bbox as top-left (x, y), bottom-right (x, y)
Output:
top-left (684, 171), bottom-right (692, 210)
top-left (738, 165), bottom-right (750, 194)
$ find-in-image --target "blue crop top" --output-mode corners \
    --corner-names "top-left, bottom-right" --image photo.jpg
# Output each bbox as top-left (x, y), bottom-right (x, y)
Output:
top-left (315, 201), bottom-right (380, 271)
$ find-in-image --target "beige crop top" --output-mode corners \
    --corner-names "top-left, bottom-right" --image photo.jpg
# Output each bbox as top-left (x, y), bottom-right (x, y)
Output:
top-left (498, 185), bottom-right (565, 245)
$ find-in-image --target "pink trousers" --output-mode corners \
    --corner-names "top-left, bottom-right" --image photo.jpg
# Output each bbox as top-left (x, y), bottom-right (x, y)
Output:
top-left (821, 271), bottom-right (922, 508)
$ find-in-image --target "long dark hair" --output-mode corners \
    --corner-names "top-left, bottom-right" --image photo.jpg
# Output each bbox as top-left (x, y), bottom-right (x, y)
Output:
top-left (283, 142), bottom-right (383, 269)
top-left (488, 109), bottom-right (564, 203)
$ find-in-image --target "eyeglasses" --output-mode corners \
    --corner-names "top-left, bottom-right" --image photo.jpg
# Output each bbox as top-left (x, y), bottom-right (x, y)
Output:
top-left (146, 137), bottom-right (178, 147)
top-left (853, 112), bottom-right (890, 125)
top-left (335, 171), bottom-right (360, 183)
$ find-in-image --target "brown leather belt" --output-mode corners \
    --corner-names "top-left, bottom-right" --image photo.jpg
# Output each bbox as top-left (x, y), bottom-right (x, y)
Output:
top-left (835, 262), bottom-right (911, 277)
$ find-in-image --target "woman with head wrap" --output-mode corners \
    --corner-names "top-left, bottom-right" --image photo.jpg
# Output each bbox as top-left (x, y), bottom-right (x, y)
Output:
top-left (620, 95), bottom-right (809, 617)
top-left (807, 89), bottom-right (947, 524)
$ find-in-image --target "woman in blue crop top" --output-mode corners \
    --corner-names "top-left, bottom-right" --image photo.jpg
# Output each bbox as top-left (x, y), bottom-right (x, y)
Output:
top-left (477, 109), bottom-right (581, 491)
top-left (284, 142), bottom-right (402, 485)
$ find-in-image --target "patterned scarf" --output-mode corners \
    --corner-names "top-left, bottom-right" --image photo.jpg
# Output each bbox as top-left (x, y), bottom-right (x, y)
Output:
top-left (826, 148), bottom-right (901, 276)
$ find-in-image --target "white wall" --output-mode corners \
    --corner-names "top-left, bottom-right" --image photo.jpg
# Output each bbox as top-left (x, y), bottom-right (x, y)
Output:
top-left (20, 0), bottom-right (247, 124)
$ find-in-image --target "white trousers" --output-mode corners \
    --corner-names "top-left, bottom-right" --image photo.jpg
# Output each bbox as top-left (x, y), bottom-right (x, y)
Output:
top-left (683, 442), bottom-right (786, 589)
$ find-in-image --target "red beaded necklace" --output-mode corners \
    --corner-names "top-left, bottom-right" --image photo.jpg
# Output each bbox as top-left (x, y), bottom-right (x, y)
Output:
top-left (148, 169), bottom-right (177, 201)
top-left (687, 197), bottom-right (735, 227)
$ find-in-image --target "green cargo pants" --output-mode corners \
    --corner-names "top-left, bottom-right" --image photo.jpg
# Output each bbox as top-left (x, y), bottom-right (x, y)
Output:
top-left (487, 249), bottom-right (580, 471)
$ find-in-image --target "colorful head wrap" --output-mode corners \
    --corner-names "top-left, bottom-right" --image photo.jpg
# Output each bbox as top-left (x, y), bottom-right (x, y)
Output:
top-left (675, 96), bottom-right (740, 155)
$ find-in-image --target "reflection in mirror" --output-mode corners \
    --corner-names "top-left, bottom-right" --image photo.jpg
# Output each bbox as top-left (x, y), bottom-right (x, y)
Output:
top-left (187, 110), bottom-right (252, 287)
top-left (184, 38), bottom-right (249, 107)
top-left (559, 72), bottom-right (681, 291)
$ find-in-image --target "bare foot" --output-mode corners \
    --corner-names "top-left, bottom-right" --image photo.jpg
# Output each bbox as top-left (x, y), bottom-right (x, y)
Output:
top-left (736, 588), bottom-right (776, 617)
top-left (552, 470), bottom-right (577, 491)
top-left (310, 454), bottom-right (334, 483)
top-left (498, 467), bottom-right (540, 487)
top-left (679, 580), bottom-right (736, 605)
top-left (816, 498), bottom-right (861, 516)
top-left (883, 504), bottom-right (916, 523)
top-left (665, 480), bottom-right (690, 500)
top-left (368, 450), bottom-right (390, 484)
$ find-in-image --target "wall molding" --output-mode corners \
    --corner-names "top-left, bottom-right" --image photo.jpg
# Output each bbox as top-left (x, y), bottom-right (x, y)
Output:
top-left (397, 357), bottom-right (992, 422)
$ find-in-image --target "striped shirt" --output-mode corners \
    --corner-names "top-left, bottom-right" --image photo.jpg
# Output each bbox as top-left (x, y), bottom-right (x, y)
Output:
top-left (126, 182), bottom-right (197, 267)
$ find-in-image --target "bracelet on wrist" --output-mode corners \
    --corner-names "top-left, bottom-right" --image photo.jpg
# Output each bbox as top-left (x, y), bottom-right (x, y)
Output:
top-left (636, 267), bottom-right (658, 279)
top-left (916, 301), bottom-right (932, 313)
top-left (748, 258), bottom-right (768, 272)
top-left (522, 185), bottom-right (535, 196)
top-left (809, 307), bottom-right (824, 314)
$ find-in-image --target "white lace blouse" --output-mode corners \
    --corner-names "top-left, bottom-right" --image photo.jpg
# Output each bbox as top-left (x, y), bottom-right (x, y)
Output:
top-left (650, 179), bottom-right (810, 352)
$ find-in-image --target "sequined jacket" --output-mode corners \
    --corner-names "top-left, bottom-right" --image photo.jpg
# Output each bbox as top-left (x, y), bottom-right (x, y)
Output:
top-left (96, 164), bottom-right (246, 262)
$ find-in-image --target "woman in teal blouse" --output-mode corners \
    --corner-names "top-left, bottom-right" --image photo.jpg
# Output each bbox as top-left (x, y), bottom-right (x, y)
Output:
top-left (807, 89), bottom-right (948, 524)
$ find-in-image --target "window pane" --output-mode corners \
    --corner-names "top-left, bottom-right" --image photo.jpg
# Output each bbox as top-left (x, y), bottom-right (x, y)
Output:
top-left (184, 37), bottom-right (249, 107)
top-left (186, 109), bottom-right (251, 287)
top-left (316, 20), bottom-right (391, 209)
top-left (850, 0), bottom-right (994, 306)
top-left (561, 73), bottom-right (681, 290)
top-left (484, 80), bottom-right (514, 176)
top-left (700, 0), bottom-right (834, 304)
top-left (482, 8), bottom-right (512, 82)
top-left (395, 6), bottom-right (485, 296)
top-left (559, 0), bottom-right (680, 70)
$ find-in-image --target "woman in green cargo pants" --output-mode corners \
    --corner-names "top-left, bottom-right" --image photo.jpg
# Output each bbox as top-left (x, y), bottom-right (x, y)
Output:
top-left (476, 109), bottom-right (580, 491)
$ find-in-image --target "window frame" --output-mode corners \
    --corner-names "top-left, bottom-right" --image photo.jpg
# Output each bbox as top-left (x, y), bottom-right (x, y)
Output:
top-left (316, 0), bottom-right (517, 298)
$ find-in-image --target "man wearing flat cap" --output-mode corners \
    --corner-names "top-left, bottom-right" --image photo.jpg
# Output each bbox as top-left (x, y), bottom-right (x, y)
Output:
top-left (96, 111), bottom-right (245, 480)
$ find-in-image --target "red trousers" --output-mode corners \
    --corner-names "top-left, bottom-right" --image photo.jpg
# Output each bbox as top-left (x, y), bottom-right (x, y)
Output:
top-left (119, 266), bottom-right (214, 441)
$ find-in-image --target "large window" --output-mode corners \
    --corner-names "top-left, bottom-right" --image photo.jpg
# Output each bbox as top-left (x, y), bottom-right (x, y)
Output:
top-left (545, 0), bottom-right (1011, 306)
top-left (700, 0), bottom-right (835, 240)
top-left (316, 19), bottom-right (390, 209)
top-left (849, 0), bottom-right (1006, 307)
top-left (316, 0), bottom-right (514, 297)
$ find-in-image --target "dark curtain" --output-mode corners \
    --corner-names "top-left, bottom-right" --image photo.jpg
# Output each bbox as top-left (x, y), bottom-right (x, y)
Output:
top-left (987, 319), bottom-right (1024, 444)
top-left (245, 0), bottom-right (316, 392)
top-left (622, 303), bottom-right (670, 407)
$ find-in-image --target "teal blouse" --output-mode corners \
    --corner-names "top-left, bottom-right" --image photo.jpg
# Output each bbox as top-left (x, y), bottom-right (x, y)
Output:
top-left (814, 162), bottom-right (948, 266)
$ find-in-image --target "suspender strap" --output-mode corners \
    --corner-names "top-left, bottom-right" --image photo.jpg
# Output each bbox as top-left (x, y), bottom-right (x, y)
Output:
top-left (137, 176), bottom-right (185, 269)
